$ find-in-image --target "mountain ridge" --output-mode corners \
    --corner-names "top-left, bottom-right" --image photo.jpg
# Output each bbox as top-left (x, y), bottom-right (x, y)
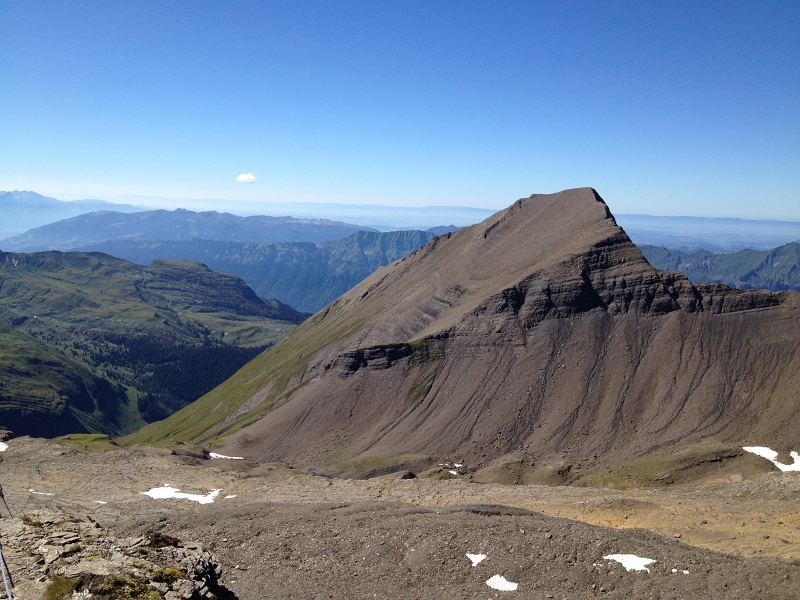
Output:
top-left (0, 190), bottom-right (145, 240)
top-left (0, 207), bottom-right (378, 252)
top-left (641, 242), bottom-right (800, 292)
top-left (80, 229), bottom-right (440, 313)
top-left (123, 188), bottom-right (800, 486)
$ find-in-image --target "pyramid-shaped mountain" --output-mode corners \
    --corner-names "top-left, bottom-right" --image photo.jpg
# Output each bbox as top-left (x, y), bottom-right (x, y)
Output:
top-left (127, 188), bottom-right (800, 482)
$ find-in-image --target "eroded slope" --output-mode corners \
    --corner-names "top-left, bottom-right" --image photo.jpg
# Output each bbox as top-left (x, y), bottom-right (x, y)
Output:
top-left (127, 189), bottom-right (800, 483)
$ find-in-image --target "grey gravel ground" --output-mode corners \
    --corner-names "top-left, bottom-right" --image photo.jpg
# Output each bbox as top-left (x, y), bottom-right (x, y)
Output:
top-left (1, 437), bottom-right (799, 599)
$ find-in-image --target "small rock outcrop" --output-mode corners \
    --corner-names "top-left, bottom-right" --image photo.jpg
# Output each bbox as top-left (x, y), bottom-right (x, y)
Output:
top-left (0, 510), bottom-right (234, 599)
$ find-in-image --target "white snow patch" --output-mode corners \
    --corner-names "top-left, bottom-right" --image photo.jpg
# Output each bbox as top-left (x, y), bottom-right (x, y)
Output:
top-left (224, 495), bottom-right (237, 499)
top-left (743, 446), bottom-right (800, 471)
top-left (93, 501), bottom-right (107, 504)
top-left (466, 553), bottom-right (487, 566)
top-left (671, 569), bottom-right (690, 574)
top-left (454, 463), bottom-right (463, 467)
top-left (209, 452), bottom-right (244, 460)
top-left (29, 489), bottom-right (53, 496)
top-left (141, 484), bottom-right (221, 504)
top-left (486, 574), bottom-right (518, 591)
top-left (0, 442), bottom-right (8, 452)
top-left (604, 554), bottom-right (656, 572)
top-left (449, 470), bottom-right (458, 475)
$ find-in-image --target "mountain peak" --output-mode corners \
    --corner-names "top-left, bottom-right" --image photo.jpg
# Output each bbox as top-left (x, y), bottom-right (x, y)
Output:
top-left (126, 189), bottom-right (800, 486)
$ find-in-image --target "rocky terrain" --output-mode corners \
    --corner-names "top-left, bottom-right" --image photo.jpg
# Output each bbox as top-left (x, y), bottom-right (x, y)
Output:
top-left (1, 436), bottom-right (800, 599)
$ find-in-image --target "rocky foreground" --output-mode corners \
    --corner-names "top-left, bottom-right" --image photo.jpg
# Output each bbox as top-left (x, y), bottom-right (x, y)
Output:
top-left (1, 437), bottom-right (800, 599)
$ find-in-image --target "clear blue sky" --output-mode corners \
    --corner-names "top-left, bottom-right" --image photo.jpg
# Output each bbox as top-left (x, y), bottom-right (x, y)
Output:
top-left (1, 1), bottom-right (798, 219)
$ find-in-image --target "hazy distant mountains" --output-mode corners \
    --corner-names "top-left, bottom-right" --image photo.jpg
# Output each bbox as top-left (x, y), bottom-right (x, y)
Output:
top-left (616, 214), bottom-right (800, 253)
top-left (84, 229), bottom-right (443, 313)
top-left (0, 190), bottom-right (145, 240)
top-left (642, 242), bottom-right (800, 292)
top-left (0, 208), bottom-right (378, 252)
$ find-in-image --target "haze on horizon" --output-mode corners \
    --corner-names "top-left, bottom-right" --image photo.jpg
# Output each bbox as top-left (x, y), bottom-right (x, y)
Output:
top-left (1, 1), bottom-right (798, 220)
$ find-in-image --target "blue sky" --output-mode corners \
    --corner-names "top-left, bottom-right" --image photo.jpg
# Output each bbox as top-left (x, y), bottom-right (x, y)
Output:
top-left (1, 1), bottom-right (798, 219)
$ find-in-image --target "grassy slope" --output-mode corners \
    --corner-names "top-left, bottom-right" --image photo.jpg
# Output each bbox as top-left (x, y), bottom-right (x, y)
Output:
top-left (0, 251), bottom-right (307, 436)
top-left (0, 323), bottom-right (129, 436)
top-left (120, 297), bottom-right (368, 445)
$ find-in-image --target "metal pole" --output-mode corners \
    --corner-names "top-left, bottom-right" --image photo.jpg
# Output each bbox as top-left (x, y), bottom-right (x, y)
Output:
top-left (0, 485), bottom-right (10, 518)
top-left (0, 541), bottom-right (12, 600)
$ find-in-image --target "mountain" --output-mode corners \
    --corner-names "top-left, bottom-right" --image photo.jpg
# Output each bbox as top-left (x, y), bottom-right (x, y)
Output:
top-left (0, 208), bottom-right (378, 252)
top-left (0, 190), bottom-right (145, 240)
top-left (641, 242), bottom-right (800, 292)
top-left (82, 229), bottom-right (440, 313)
top-left (124, 188), bottom-right (800, 486)
top-left (0, 250), bottom-right (309, 437)
top-left (616, 214), bottom-right (800, 253)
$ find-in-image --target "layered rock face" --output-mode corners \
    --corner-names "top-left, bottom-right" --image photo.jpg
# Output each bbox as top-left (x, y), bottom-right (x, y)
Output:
top-left (153, 189), bottom-right (800, 479)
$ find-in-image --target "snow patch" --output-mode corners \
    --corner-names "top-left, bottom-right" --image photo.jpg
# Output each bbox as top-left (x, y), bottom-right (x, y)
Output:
top-left (454, 463), bottom-right (463, 468)
top-left (93, 501), bottom-right (107, 504)
top-left (141, 484), bottom-right (221, 504)
top-left (486, 574), bottom-right (518, 591)
top-left (466, 553), bottom-right (486, 566)
top-left (209, 452), bottom-right (244, 460)
top-left (672, 569), bottom-right (690, 574)
top-left (604, 554), bottom-right (656, 572)
top-left (743, 446), bottom-right (800, 471)
top-left (0, 442), bottom-right (8, 452)
top-left (29, 489), bottom-right (53, 496)
top-left (224, 495), bottom-right (237, 499)
top-left (449, 470), bottom-right (458, 475)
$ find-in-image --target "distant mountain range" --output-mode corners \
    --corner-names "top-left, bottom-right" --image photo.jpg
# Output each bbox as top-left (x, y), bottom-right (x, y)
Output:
top-left (82, 229), bottom-right (447, 313)
top-left (616, 214), bottom-right (800, 253)
top-left (641, 242), bottom-right (800, 292)
top-left (0, 207), bottom-right (378, 252)
top-left (0, 190), bottom-right (145, 240)
top-left (0, 250), bottom-right (308, 438)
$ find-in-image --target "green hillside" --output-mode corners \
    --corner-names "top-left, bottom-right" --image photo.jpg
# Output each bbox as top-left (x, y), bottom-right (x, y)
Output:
top-left (641, 242), bottom-right (800, 291)
top-left (0, 250), bottom-right (308, 437)
top-left (85, 229), bottom-right (439, 313)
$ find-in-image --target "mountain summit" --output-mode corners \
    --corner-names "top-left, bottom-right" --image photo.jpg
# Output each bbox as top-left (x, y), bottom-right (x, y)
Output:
top-left (127, 188), bottom-right (800, 483)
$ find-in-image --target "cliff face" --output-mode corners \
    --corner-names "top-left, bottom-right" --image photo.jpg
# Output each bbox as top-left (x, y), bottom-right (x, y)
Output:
top-left (131, 188), bottom-right (800, 482)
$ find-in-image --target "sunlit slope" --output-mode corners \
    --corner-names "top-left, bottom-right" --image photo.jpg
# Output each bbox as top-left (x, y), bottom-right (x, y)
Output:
top-left (123, 189), bottom-right (800, 486)
top-left (120, 188), bottom-right (636, 445)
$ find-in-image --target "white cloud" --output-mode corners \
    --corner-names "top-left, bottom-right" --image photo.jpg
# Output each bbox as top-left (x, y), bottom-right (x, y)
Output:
top-left (236, 173), bottom-right (257, 183)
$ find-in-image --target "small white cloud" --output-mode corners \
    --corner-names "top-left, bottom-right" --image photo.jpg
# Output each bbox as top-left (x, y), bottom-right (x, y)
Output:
top-left (236, 173), bottom-right (257, 183)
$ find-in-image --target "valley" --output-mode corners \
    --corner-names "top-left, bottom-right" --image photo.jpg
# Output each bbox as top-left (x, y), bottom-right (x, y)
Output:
top-left (0, 251), bottom-right (308, 437)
